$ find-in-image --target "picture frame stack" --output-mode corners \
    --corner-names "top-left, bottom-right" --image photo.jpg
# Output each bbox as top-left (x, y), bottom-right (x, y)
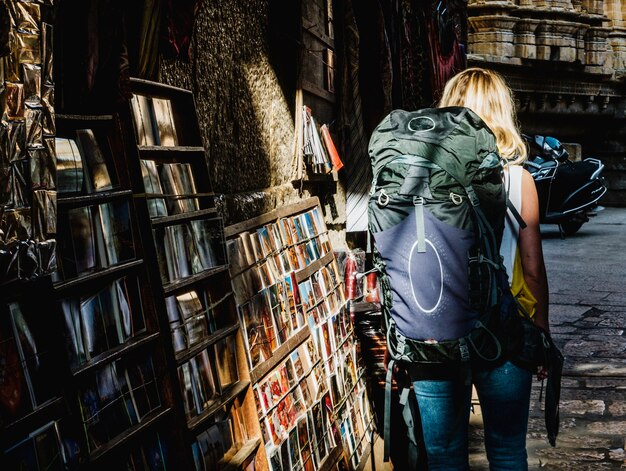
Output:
top-left (117, 78), bottom-right (261, 471)
top-left (224, 197), bottom-right (374, 471)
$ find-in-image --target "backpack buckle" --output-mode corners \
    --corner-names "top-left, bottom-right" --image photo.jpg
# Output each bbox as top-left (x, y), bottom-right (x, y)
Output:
top-left (459, 338), bottom-right (470, 362)
top-left (378, 190), bottom-right (390, 207)
top-left (450, 192), bottom-right (464, 205)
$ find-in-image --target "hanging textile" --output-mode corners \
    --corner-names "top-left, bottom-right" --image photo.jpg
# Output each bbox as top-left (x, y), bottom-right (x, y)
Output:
top-left (424, 1), bottom-right (466, 101)
top-left (398, 0), bottom-right (425, 111)
top-left (56, 0), bottom-right (129, 113)
top-left (162, 0), bottom-right (200, 61)
top-left (338, 0), bottom-right (373, 233)
top-left (136, 0), bottom-right (162, 79)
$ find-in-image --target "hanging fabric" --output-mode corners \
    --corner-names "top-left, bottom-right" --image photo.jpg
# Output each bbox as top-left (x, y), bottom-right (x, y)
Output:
top-left (162, 0), bottom-right (200, 61)
top-left (338, 0), bottom-right (373, 232)
top-left (424, 0), bottom-right (466, 100)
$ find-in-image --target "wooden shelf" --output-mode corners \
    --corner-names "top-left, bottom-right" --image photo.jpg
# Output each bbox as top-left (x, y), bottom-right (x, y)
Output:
top-left (319, 446), bottom-right (343, 471)
top-left (220, 437), bottom-right (262, 471)
top-left (224, 197), bottom-right (321, 238)
top-left (302, 170), bottom-right (339, 183)
top-left (71, 332), bottom-right (160, 377)
top-left (250, 326), bottom-right (311, 384)
top-left (175, 324), bottom-right (239, 365)
top-left (295, 251), bottom-right (335, 283)
top-left (2, 397), bottom-right (65, 440)
top-left (302, 78), bottom-right (336, 104)
top-left (150, 207), bottom-right (218, 228)
top-left (56, 113), bottom-right (114, 121)
top-left (350, 301), bottom-right (382, 314)
top-left (57, 189), bottom-right (133, 207)
top-left (162, 264), bottom-right (230, 295)
top-left (187, 380), bottom-right (250, 433)
top-left (138, 145), bottom-right (205, 155)
top-left (88, 407), bottom-right (172, 463)
top-left (355, 423), bottom-right (376, 471)
top-left (130, 77), bottom-right (195, 97)
top-left (53, 259), bottom-right (144, 295)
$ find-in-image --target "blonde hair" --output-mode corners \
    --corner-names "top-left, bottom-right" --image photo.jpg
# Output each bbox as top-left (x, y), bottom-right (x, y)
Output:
top-left (438, 68), bottom-right (527, 164)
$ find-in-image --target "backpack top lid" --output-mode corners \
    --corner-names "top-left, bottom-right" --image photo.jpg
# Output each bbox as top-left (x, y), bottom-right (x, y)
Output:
top-left (368, 107), bottom-right (501, 191)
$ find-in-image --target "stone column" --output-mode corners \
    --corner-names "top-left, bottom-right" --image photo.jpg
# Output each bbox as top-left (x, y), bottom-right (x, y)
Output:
top-left (576, 24), bottom-right (591, 62)
top-left (514, 18), bottom-right (541, 59)
top-left (546, 0), bottom-right (575, 10)
top-left (468, 15), bottom-right (519, 59)
top-left (608, 28), bottom-right (626, 79)
top-left (585, 26), bottom-right (611, 71)
top-left (581, 0), bottom-right (605, 15)
top-left (536, 20), bottom-right (580, 62)
top-left (604, 0), bottom-right (624, 27)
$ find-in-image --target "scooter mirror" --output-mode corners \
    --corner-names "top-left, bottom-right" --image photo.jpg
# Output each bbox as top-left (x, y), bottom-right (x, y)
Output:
top-left (541, 136), bottom-right (569, 161)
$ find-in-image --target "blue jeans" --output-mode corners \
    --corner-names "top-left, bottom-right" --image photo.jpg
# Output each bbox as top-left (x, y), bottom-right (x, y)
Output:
top-left (413, 361), bottom-right (532, 471)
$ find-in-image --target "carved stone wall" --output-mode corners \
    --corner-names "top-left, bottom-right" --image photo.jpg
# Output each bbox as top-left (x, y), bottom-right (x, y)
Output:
top-left (468, 0), bottom-right (626, 205)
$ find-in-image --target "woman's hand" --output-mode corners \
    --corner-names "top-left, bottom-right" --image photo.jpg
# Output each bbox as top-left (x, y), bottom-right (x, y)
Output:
top-left (537, 366), bottom-right (548, 381)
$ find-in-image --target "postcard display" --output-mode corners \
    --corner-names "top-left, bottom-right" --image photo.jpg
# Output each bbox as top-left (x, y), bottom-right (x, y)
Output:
top-left (117, 78), bottom-right (261, 471)
top-left (225, 198), bottom-right (374, 471)
top-left (0, 0), bottom-right (56, 282)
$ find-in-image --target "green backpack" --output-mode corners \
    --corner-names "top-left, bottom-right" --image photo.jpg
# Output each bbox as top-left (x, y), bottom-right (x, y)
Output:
top-left (367, 107), bottom-right (513, 461)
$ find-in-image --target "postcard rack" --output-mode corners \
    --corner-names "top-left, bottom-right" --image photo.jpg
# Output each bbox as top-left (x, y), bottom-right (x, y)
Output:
top-left (116, 78), bottom-right (260, 470)
top-left (224, 197), bottom-right (374, 471)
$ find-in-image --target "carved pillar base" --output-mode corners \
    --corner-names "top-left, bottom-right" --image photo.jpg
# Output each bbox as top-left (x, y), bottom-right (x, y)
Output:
top-left (515, 19), bottom-right (541, 59)
top-left (585, 26), bottom-right (610, 69)
top-left (536, 20), bottom-right (580, 62)
top-left (469, 15), bottom-right (519, 57)
top-left (581, 0), bottom-right (605, 15)
top-left (609, 28), bottom-right (626, 78)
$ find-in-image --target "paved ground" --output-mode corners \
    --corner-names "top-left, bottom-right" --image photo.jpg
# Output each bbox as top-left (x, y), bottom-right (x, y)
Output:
top-left (468, 207), bottom-right (626, 470)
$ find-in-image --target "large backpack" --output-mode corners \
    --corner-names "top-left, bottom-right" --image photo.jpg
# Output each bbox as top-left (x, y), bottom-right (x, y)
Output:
top-left (368, 107), bottom-right (513, 461)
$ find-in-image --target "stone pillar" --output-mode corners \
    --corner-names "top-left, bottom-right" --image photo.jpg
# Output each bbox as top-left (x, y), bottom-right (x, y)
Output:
top-left (514, 18), bottom-right (541, 59)
top-left (581, 0), bottom-right (605, 15)
top-left (609, 29), bottom-right (626, 79)
top-left (585, 26), bottom-right (611, 70)
top-left (469, 15), bottom-right (519, 58)
top-left (576, 24), bottom-right (591, 62)
top-left (536, 20), bottom-right (580, 62)
top-left (468, 0), bottom-right (514, 5)
top-left (604, 0), bottom-right (624, 27)
top-left (545, 0), bottom-right (575, 10)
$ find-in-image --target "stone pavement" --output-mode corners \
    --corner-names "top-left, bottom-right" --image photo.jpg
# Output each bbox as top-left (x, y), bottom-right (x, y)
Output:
top-left (469, 207), bottom-right (626, 470)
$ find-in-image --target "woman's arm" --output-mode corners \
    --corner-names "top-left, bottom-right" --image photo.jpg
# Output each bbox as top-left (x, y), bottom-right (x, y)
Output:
top-left (518, 168), bottom-right (550, 333)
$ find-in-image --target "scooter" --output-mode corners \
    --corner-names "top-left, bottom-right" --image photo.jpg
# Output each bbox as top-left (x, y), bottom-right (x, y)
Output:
top-left (522, 134), bottom-right (607, 236)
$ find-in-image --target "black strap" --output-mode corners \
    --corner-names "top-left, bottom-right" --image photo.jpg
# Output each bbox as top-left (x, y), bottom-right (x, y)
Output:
top-left (506, 197), bottom-right (527, 229)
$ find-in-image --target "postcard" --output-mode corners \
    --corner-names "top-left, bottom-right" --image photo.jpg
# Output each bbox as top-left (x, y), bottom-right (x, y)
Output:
top-left (140, 159), bottom-right (167, 217)
top-left (214, 335), bottom-right (238, 391)
top-left (75, 129), bottom-right (114, 192)
top-left (130, 94), bottom-right (157, 146)
top-left (98, 200), bottom-right (135, 266)
top-left (151, 98), bottom-right (178, 147)
top-left (66, 206), bottom-right (96, 276)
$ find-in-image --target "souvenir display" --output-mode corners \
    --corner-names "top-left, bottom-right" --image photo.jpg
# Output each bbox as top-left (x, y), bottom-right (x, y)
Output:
top-left (226, 200), bottom-right (373, 470)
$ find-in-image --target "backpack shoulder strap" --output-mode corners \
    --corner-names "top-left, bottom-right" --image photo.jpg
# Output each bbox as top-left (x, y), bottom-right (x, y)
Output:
top-left (506, 198), bottom-right (527, 229)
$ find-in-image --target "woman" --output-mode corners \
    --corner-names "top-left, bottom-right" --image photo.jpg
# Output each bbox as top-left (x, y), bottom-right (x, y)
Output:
top-left (412, 67), bottom-right (550, 470)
